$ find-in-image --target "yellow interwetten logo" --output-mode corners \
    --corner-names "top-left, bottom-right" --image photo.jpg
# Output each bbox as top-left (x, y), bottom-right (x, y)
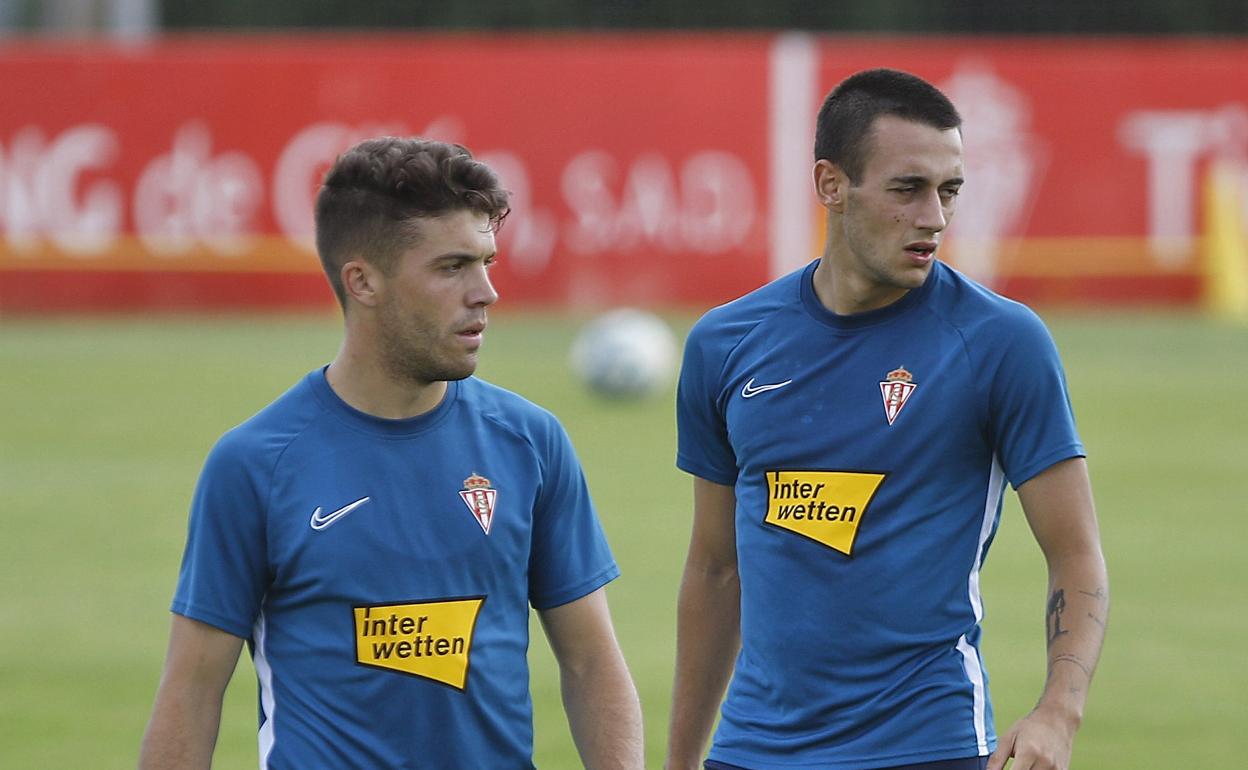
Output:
top-left (763, 470), bottom-right (887, 555)
top-left (354, 597), bottom-right (485, 690)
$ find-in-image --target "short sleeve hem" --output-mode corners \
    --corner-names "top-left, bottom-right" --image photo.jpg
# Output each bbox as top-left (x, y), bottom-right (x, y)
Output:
top-left (530, 563), bottom-right (620, 611)
top-left (676, 455), bottom-right (737, 486)
top-left (1007, 444), bottom-right (1086, 489)
top-left (170, 602), bottom-right (253, 640)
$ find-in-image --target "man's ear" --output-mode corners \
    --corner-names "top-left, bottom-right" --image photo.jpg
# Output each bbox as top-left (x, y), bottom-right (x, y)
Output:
top-left (341, 259), bottom-right (382, 308)
top-left (814, 159), bottom-right (848, 213)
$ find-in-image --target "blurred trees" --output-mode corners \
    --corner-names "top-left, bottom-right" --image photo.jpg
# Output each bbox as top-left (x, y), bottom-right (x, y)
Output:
top-left (2, 0), bottom-right (1245, 36)
top-left (158, 0), bottom-right (1246, 34)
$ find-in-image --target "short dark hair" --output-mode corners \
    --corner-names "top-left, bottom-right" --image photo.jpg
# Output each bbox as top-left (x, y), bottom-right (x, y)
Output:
top-left (814, 68), bottom-right (962, 182)
top-left (314, 137), bottom-right (511, 307)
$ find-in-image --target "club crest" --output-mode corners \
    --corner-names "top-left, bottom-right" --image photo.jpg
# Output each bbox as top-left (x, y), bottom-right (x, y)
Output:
top-left (879, 366), bottom-right (917, 426)
top-left (459, 473), bottom-right (498, 534)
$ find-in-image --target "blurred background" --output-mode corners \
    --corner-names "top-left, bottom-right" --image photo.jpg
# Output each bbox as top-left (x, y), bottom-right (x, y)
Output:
top-left (7, 0), bottom-right (1248, 34)
top-left (1, 2), bottom-right (1246, 768)
top-left (4, 0), bottom-right (1248, 315)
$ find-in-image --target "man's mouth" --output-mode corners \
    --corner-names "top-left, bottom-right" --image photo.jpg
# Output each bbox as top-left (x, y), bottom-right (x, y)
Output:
top-left (905, 242), bottom-right (937, 262)
top-left (457, 320), bottom-right (486, 342)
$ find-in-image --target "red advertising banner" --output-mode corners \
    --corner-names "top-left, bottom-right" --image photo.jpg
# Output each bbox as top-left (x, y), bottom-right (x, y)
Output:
top-left (1, 34), bottom-right (1246, 312)
top-left (801, 37), bottom-right (1248, 305)
top-left (0, 34), bottom-right (772, 311)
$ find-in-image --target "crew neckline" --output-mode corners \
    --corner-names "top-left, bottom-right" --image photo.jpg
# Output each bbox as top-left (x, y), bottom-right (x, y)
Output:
top-left (306, 366), bottom-right (460, 437)
top-left (799, 258), bottom-right (938, 330)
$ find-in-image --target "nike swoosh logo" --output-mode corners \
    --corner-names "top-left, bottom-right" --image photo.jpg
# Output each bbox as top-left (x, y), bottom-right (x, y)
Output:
top-left (310, 497), bottom-right (372, 531)
top-left (741, 377), bottom-right (793, 398)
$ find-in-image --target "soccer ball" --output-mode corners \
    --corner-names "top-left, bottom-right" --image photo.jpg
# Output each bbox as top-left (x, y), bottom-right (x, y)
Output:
top-left (569, 308), bottom-right (679, 399)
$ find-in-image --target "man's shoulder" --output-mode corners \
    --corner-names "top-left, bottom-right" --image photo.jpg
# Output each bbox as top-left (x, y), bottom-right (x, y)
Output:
top-left (209, 371), bottom-right (325, 467)
top-left (929, 262), bottom-right (1050, 337)
top-left (689, 262), bottom-right (808, 349)
top-left (458, 377), bottom-right (564, 438)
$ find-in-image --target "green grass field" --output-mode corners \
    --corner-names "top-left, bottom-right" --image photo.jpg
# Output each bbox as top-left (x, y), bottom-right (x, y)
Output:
top-left (1, 309), bottom-right (1245, 768)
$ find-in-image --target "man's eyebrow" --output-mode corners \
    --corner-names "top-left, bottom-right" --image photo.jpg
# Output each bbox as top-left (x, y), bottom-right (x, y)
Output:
top-left (434, 251), bottom-right (495, 263)
top-left (890, 175), bottom-right (965, 186)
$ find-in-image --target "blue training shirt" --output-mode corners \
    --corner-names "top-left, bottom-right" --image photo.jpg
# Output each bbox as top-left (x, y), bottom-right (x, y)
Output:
top-left (677, 260), bottom-right (1084, 770)
top-left (173, 369), bottom-right (619, 769)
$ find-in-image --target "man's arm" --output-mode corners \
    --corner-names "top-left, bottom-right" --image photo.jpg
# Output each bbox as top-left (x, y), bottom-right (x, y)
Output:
top-left (988, 457), bottom-right (1109, 770)
top-left (665, 477), bottom-right (740, 770)
top-left (139, 614), bottom-right (245, 770)
top-left (538, 586), bottom-right (644, 770)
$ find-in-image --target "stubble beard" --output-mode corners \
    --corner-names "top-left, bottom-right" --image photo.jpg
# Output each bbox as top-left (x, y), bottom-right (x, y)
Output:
top-left (840, 195), bottom-right (933, 293)
top-left (828, 231), bottom-right (930, 315)
top-left (843, 223), bottom-right (912, 294)
top-left (377, 306), bottom-right (477, 388)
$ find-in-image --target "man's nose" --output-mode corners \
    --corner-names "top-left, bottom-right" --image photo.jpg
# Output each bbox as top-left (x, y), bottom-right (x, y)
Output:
top-left (916, 190), bottom-right (948, 232)
top-left (467, 264), bottom-right (499, 307)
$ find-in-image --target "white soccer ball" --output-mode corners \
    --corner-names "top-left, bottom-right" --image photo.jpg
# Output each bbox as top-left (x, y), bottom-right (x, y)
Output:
top-left (569, 308), bottom-right (679, 399)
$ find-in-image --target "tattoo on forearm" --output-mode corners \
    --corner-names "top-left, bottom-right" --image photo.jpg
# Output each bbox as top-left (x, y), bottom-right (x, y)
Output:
top-left (1046, 589), bottom-right (1069, 646)
top-left (1087, 612), bottom-right (1106, 629)
top-left (1051, 653), bottom-right (1093, 679)
top-left (1079, 587), bottom-right (1107, 602)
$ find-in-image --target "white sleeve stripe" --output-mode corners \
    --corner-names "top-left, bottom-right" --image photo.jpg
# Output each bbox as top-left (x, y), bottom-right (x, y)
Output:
top-left (969, 456), bottom-right (1005, 622)
top-left (956, 634), bottom-right (991, 754)
top-left (254, 611), bottom-right (277, 769)
top-left (959, 455), bottom-right (1005, 753)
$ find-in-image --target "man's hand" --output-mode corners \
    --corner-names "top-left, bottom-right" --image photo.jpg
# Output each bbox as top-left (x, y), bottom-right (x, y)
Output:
top-left (988, 701), bottom-right (1080, 769)
top-left (991, 458), bottom-right (1107, 770)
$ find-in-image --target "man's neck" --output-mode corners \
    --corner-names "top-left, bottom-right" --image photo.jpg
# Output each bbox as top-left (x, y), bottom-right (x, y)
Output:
top-left (812, 254), bottom-right (910, 316)
top-left (325, 344), bottom-right (447, 420)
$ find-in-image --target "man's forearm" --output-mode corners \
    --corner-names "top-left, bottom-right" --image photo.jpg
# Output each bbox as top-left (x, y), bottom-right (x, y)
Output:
top-left (560, 649), bottom-right (644, 770)
top-left (665, 561), bottom-right (741, 770)
top-left (1037, 552), bottom-right (1109, 724)
top-left (138, 689), bottom-right (224, 770)
top-left (139, 616), bottom-right (243, 770)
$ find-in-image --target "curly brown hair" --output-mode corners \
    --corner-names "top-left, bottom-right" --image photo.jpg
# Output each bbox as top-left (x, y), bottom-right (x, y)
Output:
top-left (314, 137), bottom-right (511, 308)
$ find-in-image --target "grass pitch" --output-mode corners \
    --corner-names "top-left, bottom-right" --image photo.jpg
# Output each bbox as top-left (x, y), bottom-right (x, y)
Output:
top-left (0, 309), bottom-right (1244, 768)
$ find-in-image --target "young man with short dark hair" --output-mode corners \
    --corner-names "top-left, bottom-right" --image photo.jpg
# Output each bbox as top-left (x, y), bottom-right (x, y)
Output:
top-left (141, 137), bottom-right (644, 770)
top-left (666, 69), bottom-right (1107, 770)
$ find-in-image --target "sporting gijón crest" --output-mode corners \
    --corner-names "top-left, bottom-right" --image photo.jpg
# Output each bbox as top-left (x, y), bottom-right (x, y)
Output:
top-left (879, 366), bottom-right (917, 425)
top-left (459, 473), bottom-right (498, 534)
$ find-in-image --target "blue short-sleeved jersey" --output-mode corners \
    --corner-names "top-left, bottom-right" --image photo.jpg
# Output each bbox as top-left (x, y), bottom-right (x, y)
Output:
top-left (173, 369), bottom-right (619, 769)
top-left (677, 260), bottom-right (1084, 770)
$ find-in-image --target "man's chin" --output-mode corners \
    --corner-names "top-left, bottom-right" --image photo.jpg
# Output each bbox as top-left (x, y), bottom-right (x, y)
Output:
top-left (390, 357), bottom-right (478, 387)
top-left (438, 356), bottom-right (479, 382)
top-left (900, 262), bottom-right (934, 287)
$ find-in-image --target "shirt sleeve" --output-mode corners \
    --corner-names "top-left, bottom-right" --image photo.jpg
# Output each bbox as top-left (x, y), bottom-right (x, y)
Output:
top-left (527, 418), bottom-right (619, 610)
top-left (987, 307), bottom-right (1086, 488)
top-left (675, 317), bottom-right (738, 485)
top-left (170, 432), bottom-right (270, 639)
